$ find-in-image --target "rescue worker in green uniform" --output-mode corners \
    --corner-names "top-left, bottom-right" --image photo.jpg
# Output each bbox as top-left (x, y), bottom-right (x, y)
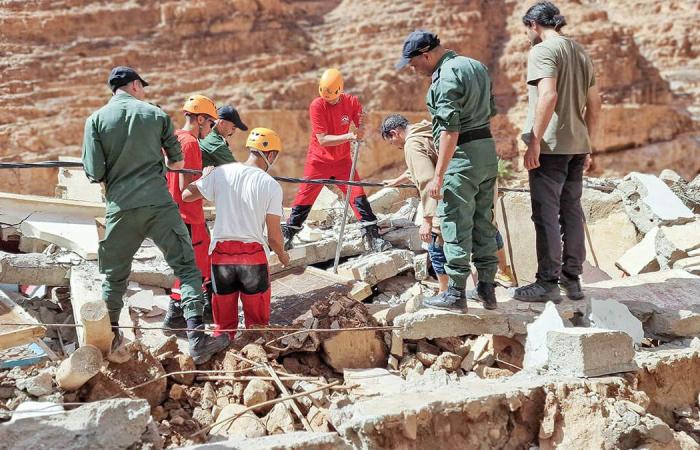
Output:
top-left (81, 66), bottom-right (230, 364)
top-left (199, 105), bottom-right (248, 167)
top-left (396, 31), bottom-right (499, 312)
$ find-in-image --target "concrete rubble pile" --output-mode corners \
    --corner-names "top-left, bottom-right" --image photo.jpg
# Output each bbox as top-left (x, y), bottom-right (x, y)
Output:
top-left (1, 170), bottom-right (700, 449)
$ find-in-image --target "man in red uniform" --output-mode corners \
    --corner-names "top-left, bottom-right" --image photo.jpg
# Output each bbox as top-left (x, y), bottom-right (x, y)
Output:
top-left (282, 69), bottom-right (391, 253)
top-left (163, 95), bottom-right (218, 336)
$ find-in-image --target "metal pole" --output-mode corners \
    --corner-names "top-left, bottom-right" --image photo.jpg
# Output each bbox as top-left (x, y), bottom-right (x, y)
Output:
top-left (333, 140), bottom-right (361, 273)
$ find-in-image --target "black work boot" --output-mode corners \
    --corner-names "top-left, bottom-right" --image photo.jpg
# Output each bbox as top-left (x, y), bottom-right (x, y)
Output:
top-left (281, 224), bottom-right (300, 251)
top-left (163, 299), bottom-right (187, 338)
top-left (510, 280), bottom-right (562, 303)
top-left (362, 224), bottom-right (392, 253)
top-left (202, 282), bottom-right (214, 324)
top-left (468, 282), bottom-right (497, 310)
top-left (559, 273), bottom-right (584, 300)
top-left (423, 286), bottom-right (467, 313)
top-left (187, 318), bottom-right (230, 365)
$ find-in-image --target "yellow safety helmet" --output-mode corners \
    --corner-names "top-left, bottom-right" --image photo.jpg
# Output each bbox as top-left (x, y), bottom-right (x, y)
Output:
top-left (246, 127), bottom-right (282, 153)
top-left (318, 68), bottom-right (343, 102)
top-left (183, 95), bottom-right (218, 119)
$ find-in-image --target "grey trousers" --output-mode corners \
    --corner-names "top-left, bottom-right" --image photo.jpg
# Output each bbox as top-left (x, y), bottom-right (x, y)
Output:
top-left (528, 154), bottom-right (587, 282)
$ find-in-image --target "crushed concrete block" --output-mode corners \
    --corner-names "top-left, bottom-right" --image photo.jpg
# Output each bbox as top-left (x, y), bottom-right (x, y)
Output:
top-left (413, 253), bottom-right (428, 281)
top-left (586, 270), bottom-right (700, 337)
top-left (673, 255), bottom-right (700, 275)
top-left (243, 379), bottom-right (276, 411)
top-left (382, 226), bottom-right (422, 251)
top-left (461, 336), bottom-right (489, 372)
top-left (0, 399), bottom-right (150, 449)
top-left (337, 249), bottom-right (414, 285)
top-left (298, 226), bottom-right (324, 243)
top-left (415, 340), bottom-right (440, 367)
top-left (546, 328), bottom-right (637, 377)
top-left (433, 352), bottom-right (462, 372)
top-left (617, 172), bottom-right (695, 234)
top-left (656, 220), bottom-right (700, 268)
top-left (588, 298), bottom-right (644, 344)
top-left (264, 402), bottom-right (295, 434)
top-left (211, 403), bottom-right (267, 438)
top-left (321, 330), bottom-right (388, 372)
top-left (523, 302), bottom-right (566, 372)
top-left (615, 227), bottom-right (660, 275)
top-left (369, 188), bottom-right (404, 215)
top-left (16, 371), bottom-right (53, 397)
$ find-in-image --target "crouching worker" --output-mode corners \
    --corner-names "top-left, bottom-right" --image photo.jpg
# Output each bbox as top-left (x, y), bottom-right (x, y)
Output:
top-left (182, 128), bottom-right (290, 338)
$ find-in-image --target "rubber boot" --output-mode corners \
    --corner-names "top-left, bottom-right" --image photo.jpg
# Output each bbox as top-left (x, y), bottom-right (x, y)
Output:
top-left (281, 224), bottom-right (300, 251)
top-left (163, 299), bottom-right (187, 338)
top-left (187, 317), bottom-right (230, 365)
top-left (362, 224), bottom-right (392, 253)
top-left (468, 281), bottom-right (497, 310)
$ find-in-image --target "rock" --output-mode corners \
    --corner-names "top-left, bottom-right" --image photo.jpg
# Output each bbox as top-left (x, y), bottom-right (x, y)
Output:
top-left (657, 220), bottom-right (700, 268)
top-left (164, 354), bottom-right (196, 385)
top-left (617, 172), bottom-right (695, 234)
top-left (415, 340), bottom-right (440, 367)
top-left (369, 188), bottom-right (404, 215)
top-left (673, 255), bottom-right (700, 275)
top-left (243, 379), bottom-right (276, 411)
top-left (546, 328), bottom-right (637, 377)
top-left (192, 407), bottom-right (214, 428)
top-left (201, 382), bottom-right (217, 410)
top-left (18, 371), bottom-right (53, 397)
top-left (169, 384), bottom-right (186, 401)
top-left (523, 302), bottom-right (566, 371)
top-left (241, 343), bottom-right (271, 377)
top-left (210, 404), bottom-right (267, 438)
top-left (433, 352), bottom-right (462, 372)
top-left (264, 402), bottom-right (296, 434)
top-left (321, 330), bottom-right (388, 372)
top-left (615, 227), bottom-right (660, 275)
top-left (587, 298), bottom-right (644, 344)
top-left (434, 336), bottom-right (470, 357)
top-left (0, 399), bottom-right (150, 449)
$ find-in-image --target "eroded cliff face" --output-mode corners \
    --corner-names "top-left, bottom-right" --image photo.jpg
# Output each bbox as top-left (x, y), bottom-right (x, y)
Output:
top-left (0, 0), bottom-right (698, 199)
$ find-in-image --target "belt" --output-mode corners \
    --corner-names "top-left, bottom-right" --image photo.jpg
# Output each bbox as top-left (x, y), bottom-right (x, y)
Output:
top-left (457, 127), bottom-right (492, 146)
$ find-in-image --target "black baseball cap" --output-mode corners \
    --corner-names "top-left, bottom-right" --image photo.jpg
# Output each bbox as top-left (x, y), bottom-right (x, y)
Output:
top-left (217, 105), bottom-right (248, 131)
top-left (395, 30), bottom-right (441, 70)
top-left (108, 66), bottom-right (149, 93)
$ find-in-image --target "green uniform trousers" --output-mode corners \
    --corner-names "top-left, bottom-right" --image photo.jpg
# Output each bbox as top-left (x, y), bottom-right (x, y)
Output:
top-left (438, 139), bottom-right (499, 289)
top-left (99, 203), bottom-right (203, 322)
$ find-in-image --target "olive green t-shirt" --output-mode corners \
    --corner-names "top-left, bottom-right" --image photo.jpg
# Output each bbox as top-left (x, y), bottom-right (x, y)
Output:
top-left (200, 128), bottom-right (236, 167)
top-left (523, 36), bottom-right (596, 155)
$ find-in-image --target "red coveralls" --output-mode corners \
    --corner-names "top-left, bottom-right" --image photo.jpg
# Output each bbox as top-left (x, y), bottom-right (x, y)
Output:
top-left (166, 129), bottom-right (210, 301)
top-left (286, 94), bottom-right (377, 228)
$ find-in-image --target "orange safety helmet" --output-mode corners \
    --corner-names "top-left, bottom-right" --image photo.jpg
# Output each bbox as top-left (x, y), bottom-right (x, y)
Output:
top-left (183, 95), bottom-right (218, 119)
top-left (318, 69), bottom-right (343, 102)
top-left (246, 128), bottom-right (282, 153)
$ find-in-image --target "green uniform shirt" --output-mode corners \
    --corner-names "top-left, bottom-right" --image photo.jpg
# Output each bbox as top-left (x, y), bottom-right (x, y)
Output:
top-left (523, 35), bottom-right (595, 154)
top-left (200, 128), bottom-right (235, 167)
top-left (82, 91), bottom-right (182, 212)
top-left (426, 50), bottom-right (496, 148)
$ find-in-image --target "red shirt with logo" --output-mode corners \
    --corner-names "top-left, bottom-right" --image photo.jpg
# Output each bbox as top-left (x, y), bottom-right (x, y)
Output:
top-left (307, 93), bottom-right (362, 163)
top-left (167, 129), bottom-right (205, 224)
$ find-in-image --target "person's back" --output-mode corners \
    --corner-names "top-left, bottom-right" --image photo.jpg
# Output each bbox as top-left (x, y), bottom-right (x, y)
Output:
top-left (524, 35), bottom-right (595, 154)
top-left (205, 163), bottom-right (283, 250)
top-left (86, 92), bottom-right (177, 211)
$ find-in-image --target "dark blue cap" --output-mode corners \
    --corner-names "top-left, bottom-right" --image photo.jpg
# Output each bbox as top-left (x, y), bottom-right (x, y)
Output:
top-left (217, 105), bottom-right (248, 131)
top-left (395, 30), bottom-right (441, 70)
top-left (108, 66), bottom-right (149, 93)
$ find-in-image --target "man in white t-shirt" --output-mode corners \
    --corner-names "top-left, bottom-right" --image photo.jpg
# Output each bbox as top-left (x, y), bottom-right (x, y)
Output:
top-left (182, 128), bottom-right (289, 337)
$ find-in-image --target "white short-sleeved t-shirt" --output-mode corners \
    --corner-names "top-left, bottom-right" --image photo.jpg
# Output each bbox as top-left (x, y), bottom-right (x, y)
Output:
top-left (195, 163), bottom-right (284, 254)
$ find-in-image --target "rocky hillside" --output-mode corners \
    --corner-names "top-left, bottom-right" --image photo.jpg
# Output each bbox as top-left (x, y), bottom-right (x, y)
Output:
top-left (0, 0), bottom-right (698, 200)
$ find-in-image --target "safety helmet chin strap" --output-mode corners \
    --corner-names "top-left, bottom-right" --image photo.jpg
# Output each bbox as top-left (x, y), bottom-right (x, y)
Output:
top-left (253, 149), bottom-right (274, 171)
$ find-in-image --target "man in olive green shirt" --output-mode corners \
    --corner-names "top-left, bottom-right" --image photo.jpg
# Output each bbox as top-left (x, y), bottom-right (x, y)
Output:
top-left (82, 66), bottom-right (229, 364)
top-left (396, 31), bottom-right (499, 311)
top-left (200, 105), bottom-right (248, 167)
top-left (512, 2), bottom-right (601, 303)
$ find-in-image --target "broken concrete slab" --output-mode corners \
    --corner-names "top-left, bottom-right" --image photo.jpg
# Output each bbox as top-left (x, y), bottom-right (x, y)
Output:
top-left (337, 249), bottom-right (414, 285)
top-left (673, 255), bottom-right (700, 275)
top-left (344, 368), bottom-right (406, 397)
top-left (585, 270), bottom-right (700, 337)
top-left (329, 378), bottom-right (544, 449)
top-left (0, 290), bottom-right (46, 351)
top-left (588, 298), bottom-right (645, 344)
top-left (546, 328), bottom-right (637, 377)
top-left (656, 220), bottom-right (700, 268)
top-left (190, 432), bottom-right (351, 450)
top-left (368, 187), bottom-right (406, 215)
top-left (395, 293), bottom-right (581, 340)
top-left (617, 172), bottom-right (695, 234)
top-left (55, 157), bottom-right (104, 203)
top-left (615, 226), bottom-right (660, 275)
top-left (0, 399), bottom-right (151, 450)
top-left (523, 302), bottom-right (566, 372)
top-left (382, 226), bottom-right (422, 251)
top-left (0, 251), bottom-right (71, 286)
